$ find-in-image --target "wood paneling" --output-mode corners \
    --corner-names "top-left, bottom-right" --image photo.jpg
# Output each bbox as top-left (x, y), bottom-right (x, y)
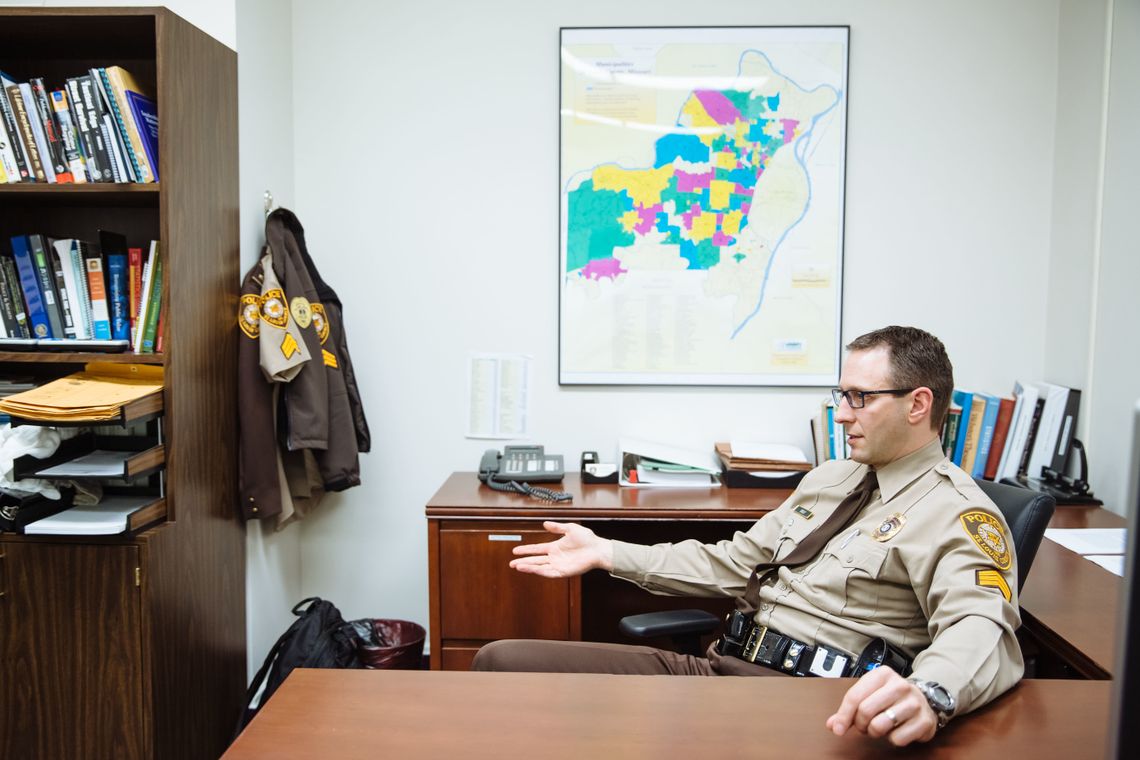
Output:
top-left (1, 542), bottom-right (144, 760)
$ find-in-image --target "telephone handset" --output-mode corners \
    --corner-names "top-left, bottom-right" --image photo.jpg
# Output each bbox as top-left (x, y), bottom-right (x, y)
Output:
top-left (479, 446), bottom-right (572, 502)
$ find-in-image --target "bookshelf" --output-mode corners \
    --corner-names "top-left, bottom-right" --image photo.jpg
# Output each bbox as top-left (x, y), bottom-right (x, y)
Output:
top-left (0, 8), bottom-right (242, 760)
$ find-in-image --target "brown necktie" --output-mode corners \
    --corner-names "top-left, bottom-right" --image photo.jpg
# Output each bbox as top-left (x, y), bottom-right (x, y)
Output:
top-left (739, 469), bottom-right (879, 613)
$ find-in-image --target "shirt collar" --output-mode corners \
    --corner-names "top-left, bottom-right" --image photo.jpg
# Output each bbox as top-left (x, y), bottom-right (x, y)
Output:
top-left (873, 437), bottom-right (947, 503)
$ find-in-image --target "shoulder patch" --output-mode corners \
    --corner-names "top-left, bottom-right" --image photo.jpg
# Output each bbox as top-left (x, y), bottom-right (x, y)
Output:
top-left (960, 510), bottom-right (1012, 570)
top-left (238, 294), bottom-right (260, 338)
top-left (976, 568), bottom-right (1012, 602)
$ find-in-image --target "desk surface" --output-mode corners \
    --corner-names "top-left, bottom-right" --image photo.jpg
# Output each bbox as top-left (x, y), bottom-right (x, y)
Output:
top-left (225, 669), bottom-right (1111, 759)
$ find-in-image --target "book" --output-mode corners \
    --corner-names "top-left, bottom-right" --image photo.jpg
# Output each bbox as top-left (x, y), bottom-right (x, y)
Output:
top-left (0, 70), bottom-right (31, 181)
top-left (67, 75), bottom-right (112, 182)
top-left (1018, 397), bottom-right (1047, 477)
top-left (0, 108), bottom-right (21, 182)
top-left (83, 242), bottom-right (112, 340)
top-left (983, 396), bottom-right (1017, 480)
top-left (0, 255), bottom-right (31, 338)
top-left (1049, 388), bottom-right (1082, 476)
top-left (10, 235), bottom-right (52, 338)
top-left (941, 403), bottom-right (963, 458)
top-left (49, 88), bottom-right (88, 183)
top-left (28, 78), bottom-right (71, 182)
top-left (100, 230), bottom-right (130, 341)
top-left (155, 300), bottom-right (165, 353)
top-left (140, 247), bottom-right (163, 353)
top-left (127, 246), bottom-right (143, 335)
top-left (46, 236), bottom-right (78, 338)
top-left (54, 239), bottom-right (91, 339)
top-left (0, 258), bottom-right (21, 337)
top-left (102, 66), bottom-right (155, 183)
top-left (996, 381), bottom-right (1040, 482)
top-left (960, 396), bottom-right (987, 474)
top-left (950, 389), bottom-right (974, 465)
top-left (124, 89), bottom-right (158, 181)
top-left (88, 69), bottom-right (130, 182)
top-left (1026, 383), bottom-right (1070, 480)
top-left (6, 83), bottom-right (46, 181)
top-left (971, 393), bottom-right (1002, 478)
top-left (17, 83), bottom-right (56, 183)
top-left (28, 233), bottom-right (65, 339)
top-left (94, 67), bottom-right (143, 183)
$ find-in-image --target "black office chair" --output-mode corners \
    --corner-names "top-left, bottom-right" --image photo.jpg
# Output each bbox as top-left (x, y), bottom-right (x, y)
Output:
top-left (618, 479), bottom-right (1056, 653)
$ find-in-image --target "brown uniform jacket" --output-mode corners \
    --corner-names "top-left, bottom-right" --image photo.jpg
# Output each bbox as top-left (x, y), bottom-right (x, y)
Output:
top-left (611, 438), bottom-right (1023, 716)
top-left (237, 210), bottom-right (370, 524)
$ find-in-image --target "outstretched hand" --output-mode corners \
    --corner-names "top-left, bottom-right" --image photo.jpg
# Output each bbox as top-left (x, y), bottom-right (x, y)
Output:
top-left (825, 666), bottom-right (939, 747)
top-left (509, 521), bottom-right (613, 578)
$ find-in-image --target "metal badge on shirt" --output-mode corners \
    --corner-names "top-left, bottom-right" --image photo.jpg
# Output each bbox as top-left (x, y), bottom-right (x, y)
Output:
top-left (872, 512), bottom-right (907, 542)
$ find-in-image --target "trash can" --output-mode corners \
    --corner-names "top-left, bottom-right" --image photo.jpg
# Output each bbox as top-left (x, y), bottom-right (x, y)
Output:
top-left (352, 619), bottom-right (426, 670)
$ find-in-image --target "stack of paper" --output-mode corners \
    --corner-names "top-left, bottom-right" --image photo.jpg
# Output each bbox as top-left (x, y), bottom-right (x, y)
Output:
top-left (23, 495), bottom-right (165, 535)
top-left (620, 438), bottom-right (721, 488)
top-left (716, 441), bottom-right (812, 472)
top-left (0, 362), bottom-right (163, 423)
top-left (1043, 527), bottom-right (1128, 577)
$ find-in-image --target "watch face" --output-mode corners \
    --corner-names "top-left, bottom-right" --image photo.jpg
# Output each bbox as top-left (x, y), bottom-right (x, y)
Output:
top-left (927, 683), bottom-right (954, 712)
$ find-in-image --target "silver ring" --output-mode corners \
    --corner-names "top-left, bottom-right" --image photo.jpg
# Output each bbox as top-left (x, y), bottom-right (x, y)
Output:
top-left (884, 707), bottom-right (899, 726)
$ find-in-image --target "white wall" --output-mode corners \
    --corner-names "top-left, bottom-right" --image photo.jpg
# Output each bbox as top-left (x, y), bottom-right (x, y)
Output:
top-left (236, 0), bottom-right (303, 674)
top-left (287, 0), bottom-right (1078, 635)
top-left (1087, 0), bottom-right (1140, 513)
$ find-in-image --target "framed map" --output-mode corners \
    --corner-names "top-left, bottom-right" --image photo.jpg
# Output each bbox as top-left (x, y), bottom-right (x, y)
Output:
top-left (559, 27), bottom-right (848, 386)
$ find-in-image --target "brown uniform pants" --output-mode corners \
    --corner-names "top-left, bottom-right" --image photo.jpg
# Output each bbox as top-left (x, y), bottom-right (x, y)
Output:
top-left (471, 639), bottom-right (789, 677)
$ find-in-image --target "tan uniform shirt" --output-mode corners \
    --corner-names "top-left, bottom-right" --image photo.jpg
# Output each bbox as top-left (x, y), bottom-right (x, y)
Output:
top-left (611, 438), bottom-right (1023, 715)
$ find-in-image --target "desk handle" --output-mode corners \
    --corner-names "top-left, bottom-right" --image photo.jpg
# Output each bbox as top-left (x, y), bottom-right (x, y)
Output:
top-left (488, 534), bottom-right (523, 542)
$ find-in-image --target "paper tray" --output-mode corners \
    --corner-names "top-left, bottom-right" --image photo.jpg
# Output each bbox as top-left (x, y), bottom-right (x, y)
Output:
top-left (722, 469), bottom-right (806, 489)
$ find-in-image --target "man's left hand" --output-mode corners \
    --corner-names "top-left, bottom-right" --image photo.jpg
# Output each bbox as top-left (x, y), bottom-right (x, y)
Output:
top-left (825, 666), bottom-right (939, 746)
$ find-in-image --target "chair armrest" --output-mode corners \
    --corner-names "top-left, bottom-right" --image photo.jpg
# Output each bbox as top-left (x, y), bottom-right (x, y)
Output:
top-left (618, 609), bottom-right (721, 639)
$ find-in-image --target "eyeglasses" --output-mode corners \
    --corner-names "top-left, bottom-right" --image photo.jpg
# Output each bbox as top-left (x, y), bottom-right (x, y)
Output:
top-left (831, 388), bottom-right (916, 409)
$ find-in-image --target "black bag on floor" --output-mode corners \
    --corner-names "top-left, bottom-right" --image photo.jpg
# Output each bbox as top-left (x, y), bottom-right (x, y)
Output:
top-left (235, 597), bottom-right (362, 734)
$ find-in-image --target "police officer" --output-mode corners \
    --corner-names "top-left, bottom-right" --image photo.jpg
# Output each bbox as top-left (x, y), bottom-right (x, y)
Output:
top-left (473, 326), bottom-right (1023, 748)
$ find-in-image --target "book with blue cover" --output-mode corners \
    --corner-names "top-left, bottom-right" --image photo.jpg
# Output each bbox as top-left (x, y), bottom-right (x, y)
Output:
top-left (125, 90), bottom-right (158, 182)
top-left (99, 230), bottom-right (130, 341)
top-left (950, 389), bottom-right (974, 466)
top-left (971, 393), bottom-right (1003, 478)
top-left (9, 235), bottom-right (51, 338)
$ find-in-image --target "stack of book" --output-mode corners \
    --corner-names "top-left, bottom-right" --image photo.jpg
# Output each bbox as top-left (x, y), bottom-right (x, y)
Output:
top-left (0, 65), bottom-right (157, 184)
top-left (0, 232), bottom-right (163, 352)
top-left (941, 382), bottom-right (1081, 483)
top-left (619, 438), bottom-right (722, 488)
top-left (811, 399), bottom-right (848, 465)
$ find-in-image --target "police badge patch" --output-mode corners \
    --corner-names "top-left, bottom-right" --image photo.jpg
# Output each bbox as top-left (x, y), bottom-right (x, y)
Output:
top-left (960, 511), bottom-right (1012, 570)
top-left (873, 512), bottom-right (907, 542)
top-left (290, 296), bottom-right (312, 329)
top-left (310, 303), bottom-right (329, 344)
top-left (261, 289), bottom-right (288, 328)
top-left (238, 294), bottom-right (261, 338)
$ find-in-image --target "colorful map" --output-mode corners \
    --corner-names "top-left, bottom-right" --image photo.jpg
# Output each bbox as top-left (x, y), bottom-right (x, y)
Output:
top-left (560, 28), bottom-right (848, 385)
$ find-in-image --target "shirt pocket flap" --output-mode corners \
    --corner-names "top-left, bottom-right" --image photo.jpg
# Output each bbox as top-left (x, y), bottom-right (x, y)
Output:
top-left (834, 537), bottom-right (888, 577)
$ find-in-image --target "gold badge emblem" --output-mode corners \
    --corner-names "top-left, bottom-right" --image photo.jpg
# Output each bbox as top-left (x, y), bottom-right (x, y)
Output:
top-left (976, 568), bottom-right (1012, 602)
top-left (261, 289), bottom-right (288, 328)
top-left (960, 511), bottom-right (1012, 570)
top-left (310, 303), bottom-right (329, 344)
top-left (290, 296), bottom-right (313, 329)
top-left (239, 294), bottom-right (261, 338)
top-left (873, 512), bottom-right (907, 542)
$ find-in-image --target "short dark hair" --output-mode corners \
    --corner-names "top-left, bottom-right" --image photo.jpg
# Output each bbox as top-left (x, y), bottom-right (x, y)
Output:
top-left (846, 326), bottom-right (954, 431)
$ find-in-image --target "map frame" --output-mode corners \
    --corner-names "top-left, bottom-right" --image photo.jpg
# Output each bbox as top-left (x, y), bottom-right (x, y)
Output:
top-left (558, 26), bottom-right (849, 387)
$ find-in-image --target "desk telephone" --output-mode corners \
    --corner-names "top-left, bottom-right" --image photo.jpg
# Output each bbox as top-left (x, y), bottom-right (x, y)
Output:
top-left (478, 446), bottom-right (572, 502)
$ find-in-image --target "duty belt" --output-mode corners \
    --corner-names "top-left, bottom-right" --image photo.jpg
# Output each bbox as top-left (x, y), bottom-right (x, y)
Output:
top-left (715, 611), bottom-right (856, 678)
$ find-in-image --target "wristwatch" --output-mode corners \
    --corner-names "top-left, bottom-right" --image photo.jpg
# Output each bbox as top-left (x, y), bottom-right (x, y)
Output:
top-left (908, 679), bottom-right (956, 728)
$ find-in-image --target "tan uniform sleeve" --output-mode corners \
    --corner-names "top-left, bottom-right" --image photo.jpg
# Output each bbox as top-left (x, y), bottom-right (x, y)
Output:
top-left (610, 495), bottom-right (794, 598)
top-left (907, 501), bottom-right (1024, 715)
top-left (257, 253), bottom-right (310, 382)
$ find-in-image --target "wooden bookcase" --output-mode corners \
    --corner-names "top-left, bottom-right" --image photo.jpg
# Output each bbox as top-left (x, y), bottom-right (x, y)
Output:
top-left (0, 8), bottom-right (243, 760)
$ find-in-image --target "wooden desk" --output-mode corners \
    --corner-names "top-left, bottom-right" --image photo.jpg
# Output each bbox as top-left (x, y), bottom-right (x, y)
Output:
top-left (426, 474), bottom-right (1122, 675)
top-left (224, 669), bottom-right (1111, 759)
top-left (1018, 506), bottom-right (1127, 678)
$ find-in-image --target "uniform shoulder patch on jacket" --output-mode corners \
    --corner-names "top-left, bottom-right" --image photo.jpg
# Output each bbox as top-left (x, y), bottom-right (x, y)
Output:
top-left (960, 510), bottom-right (1012, 570)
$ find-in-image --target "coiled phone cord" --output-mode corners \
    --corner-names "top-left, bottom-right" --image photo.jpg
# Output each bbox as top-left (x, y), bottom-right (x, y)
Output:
top-left (485, 475), bottom-right (573, 502)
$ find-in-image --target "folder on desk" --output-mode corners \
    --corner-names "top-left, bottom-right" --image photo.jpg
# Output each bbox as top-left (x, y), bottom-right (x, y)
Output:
top-left (619, 437), bottom-right (721, 488)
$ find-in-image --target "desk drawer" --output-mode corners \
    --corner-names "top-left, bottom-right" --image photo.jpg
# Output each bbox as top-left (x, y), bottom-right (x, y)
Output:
top-left (440, 525), bottom-right (573, 640)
